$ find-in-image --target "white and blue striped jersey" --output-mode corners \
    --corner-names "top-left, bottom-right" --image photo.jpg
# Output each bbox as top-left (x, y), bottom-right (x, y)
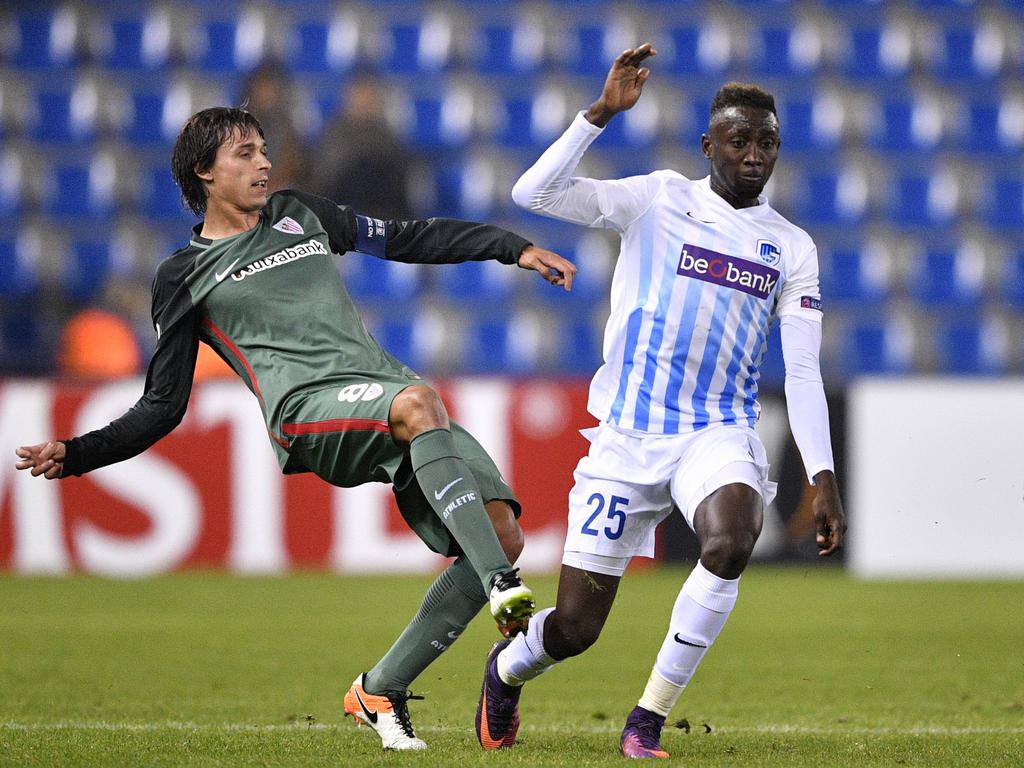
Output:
top-left (513, 112), bottom-right (824, 436)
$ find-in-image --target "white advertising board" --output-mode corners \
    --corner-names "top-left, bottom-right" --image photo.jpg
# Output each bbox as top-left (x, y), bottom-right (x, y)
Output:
top-left (848, 378), bottom-right (1024, 578)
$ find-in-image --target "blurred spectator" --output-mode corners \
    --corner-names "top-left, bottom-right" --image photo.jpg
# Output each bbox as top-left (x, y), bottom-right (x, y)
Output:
top-left (193, 342), bottom-right (235, 382)
top-left (58, 309), bottom-right (141, 380)
top-left (240, 62), bottom-right (306, 193)
top-left (304, 73), bottom-right (415, 219)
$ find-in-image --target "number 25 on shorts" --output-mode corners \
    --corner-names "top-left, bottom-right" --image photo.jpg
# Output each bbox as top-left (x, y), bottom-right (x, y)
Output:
top-left (581, 493), bottom-right (629, 540)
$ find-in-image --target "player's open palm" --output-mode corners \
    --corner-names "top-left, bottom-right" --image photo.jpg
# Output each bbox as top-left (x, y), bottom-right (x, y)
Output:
top-left (15, 440), bottom-right (65, 479)
top-left (599, 43), bottom-right (657, 115)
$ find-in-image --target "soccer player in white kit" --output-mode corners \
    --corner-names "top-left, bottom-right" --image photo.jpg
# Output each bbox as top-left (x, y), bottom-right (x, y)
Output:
top-left (475, 44), bottom-right (846, 757)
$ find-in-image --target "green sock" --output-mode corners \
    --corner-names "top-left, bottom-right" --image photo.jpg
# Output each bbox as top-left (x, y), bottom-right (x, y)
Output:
top-left (364, 557), bottom-right (486, 693)
top-left (409, 428), bottom-right (510, 592)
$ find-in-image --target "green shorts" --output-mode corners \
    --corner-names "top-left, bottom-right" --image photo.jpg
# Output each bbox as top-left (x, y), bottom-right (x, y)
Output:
top-left (281, 376), bottom-right (520, 557)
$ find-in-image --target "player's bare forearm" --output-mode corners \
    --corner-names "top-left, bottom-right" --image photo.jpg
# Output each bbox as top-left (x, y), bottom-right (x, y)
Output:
top-left (517, 245), bottom-right (577, 291)
top-left (14, 441), bottom-right (66, 480)
top-left (812, 469), bottom-right (846, 556)
top-left (585, 43), bottom-right (657, 128)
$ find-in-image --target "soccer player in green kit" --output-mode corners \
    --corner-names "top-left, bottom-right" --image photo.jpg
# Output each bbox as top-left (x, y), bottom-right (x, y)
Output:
top-left (14, 107), bottom-right (578, 751)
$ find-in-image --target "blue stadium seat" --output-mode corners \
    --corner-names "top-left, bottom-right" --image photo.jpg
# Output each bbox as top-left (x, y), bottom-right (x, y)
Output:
top-left (472, 21), bottom-right (544, 74)
top-left (381, 18), bottom-right (453, 73)
top-left (31, 89), bottom-right (96, 144)
top-left (463, 317), bottom-right (540, 374)
top-left (555, 318), bottom-right (602, 375)
top-left (819, 248), bottom-right (889, 305)
top-left (842, 320), bottom-right (913, 375)
top-left (1001, 252), bottom-right (1024, 309)
top-left (11, 11), bottom-right (81, 68)
top-left (193, 18), bottom-right (266, 72)
top-left (0, 153), bottom-right (24, 220)
top-left (123, 92), bottom-right (173, 145)
top-left (777, 98), bottom-right (838, 153)
top-left (103, 14), bottom-right (172, 70)
top-left (751, 26), bottom-right (817, 77)
top-left (568, 23), bottom-right (615, 75)
top-left (795, 170), bottom-right (868, 225)
top-left (889, 174), bottom-right (957, 228)
top-left (932, 26), bottom-right (1002, 81)
top-left (495, 90), bottom-right (574, 149)
top-left (841, 26), bottom-right (910, 80)
top-left (435, 258), bottom-right (516, 305)
top-left (403, 91), bottom-right (475, 147)
top-left (373, 318), bottom-right (421, 370)
top-left (343, 255), bottom-right (423, 301)
top-left (937, 319), bottom-right (1008, 375)
top-left (289, 12), bottom-right (362, 73)
top-left (982, 177), bottom-right (1024, 231)
top-left (869, 98), bottom-right (942, 153)
top-left (906, 250), bottom-right (984, 308)
top-left (664, 25), bottom-right (730, 75)
top-left (433, 157), bottom-right (500, 219)
top-left (959, 100), bottom-right (1004, 154)
top-left (0, 239), bottom-right (40, 300)
top-left (63, 241), bottom-right (112, 303)
top-left (140, 165), bottom-right (192, 223)
top-left (45, 163), bottom-right (107, 218)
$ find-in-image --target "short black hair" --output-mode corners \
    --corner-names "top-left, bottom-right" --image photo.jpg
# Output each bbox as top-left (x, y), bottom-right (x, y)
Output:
top-left (171, 107), bottom-right (265, 217)
top-left (709, 82), bottom-right (777, 125)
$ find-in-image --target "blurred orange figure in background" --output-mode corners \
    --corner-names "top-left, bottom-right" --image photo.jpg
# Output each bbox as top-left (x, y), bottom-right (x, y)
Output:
top-left (58, 309), bottom-right (141, 380)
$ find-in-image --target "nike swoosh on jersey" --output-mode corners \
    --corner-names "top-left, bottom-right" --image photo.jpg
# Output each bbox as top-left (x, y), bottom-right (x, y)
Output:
top-left (685, 211), bottom-right (717, 224)
top-left (215, 258), bottom-right (241, 282)
top-left (434, 477), bottom-right (463, 500)
top-left (674, 633), bottom-right (707, 648)
top-left (354, 688), bottom-right (379, 724)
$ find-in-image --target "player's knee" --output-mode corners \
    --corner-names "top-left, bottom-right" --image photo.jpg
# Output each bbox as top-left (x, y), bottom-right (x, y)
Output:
top-left (389, 385), bottom-right (449, 444)
top-left (700, 528), bottom-right (758, 579)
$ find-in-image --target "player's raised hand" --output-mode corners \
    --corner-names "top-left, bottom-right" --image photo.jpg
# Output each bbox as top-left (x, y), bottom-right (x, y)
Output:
top-left (15, 440), bottom-right (66, 480)
top-left (585, 42), bottom-right (657, 128)
top-left (812, 471), bottom-right (846, 556)
top-left (517, 245), bottom-right (577, 291)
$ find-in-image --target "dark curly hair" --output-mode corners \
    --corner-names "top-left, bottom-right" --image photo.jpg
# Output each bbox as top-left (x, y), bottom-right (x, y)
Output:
top-left (709, 83), bottom-right (777, 126)
top-left (171, 107), bottom-right (265, 217)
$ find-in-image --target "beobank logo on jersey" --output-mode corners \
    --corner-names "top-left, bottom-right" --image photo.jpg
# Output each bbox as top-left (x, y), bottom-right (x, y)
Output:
top-left (677, 244), bottom-right (780, 300)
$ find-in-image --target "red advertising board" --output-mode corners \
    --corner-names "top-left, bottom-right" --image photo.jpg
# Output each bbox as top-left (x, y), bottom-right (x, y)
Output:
top-left (1, 378), bottom-right (593, 575)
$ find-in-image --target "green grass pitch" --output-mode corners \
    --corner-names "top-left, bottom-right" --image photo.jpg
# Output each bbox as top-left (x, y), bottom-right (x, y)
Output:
top-left (1, 567), bottom-right (1022, 767)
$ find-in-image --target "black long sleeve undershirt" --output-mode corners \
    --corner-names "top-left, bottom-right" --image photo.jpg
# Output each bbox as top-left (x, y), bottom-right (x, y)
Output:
top-left (61, 310), bottom-right (200, 477)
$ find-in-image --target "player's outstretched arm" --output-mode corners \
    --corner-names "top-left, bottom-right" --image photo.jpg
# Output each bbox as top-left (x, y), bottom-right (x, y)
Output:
top-left (517, 245), bottom-right (577, 291)
top-left (584, 42), bottom-right (657, 128)
top-left (14, 441), bottom-right (66, 480)
top-left (811, 470), bottom-right (845, 556)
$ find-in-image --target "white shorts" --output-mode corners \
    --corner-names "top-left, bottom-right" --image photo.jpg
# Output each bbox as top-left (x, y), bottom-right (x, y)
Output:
top-left (562, 423), bottom-right (777, 575)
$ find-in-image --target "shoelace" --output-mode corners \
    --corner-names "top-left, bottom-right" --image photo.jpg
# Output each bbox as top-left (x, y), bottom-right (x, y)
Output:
top-left (386, 692), bottom-right (424, 738)
top-left (491, 567), bottom-right (523, 591)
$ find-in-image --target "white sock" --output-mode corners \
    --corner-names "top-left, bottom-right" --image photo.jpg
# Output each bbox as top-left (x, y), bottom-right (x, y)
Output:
top-left (639, 561), bottom-right (738, 716)
top-left (497, 607), bottom-right (557, 686)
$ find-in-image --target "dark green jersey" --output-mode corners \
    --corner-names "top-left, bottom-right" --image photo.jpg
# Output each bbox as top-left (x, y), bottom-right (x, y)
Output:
top-left (62, 190), bottom-right (530, 477)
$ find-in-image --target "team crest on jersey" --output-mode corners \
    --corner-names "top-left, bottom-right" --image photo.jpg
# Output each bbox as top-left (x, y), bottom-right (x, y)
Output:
top-left (272, 216), bottom-right (304, 235)
top-left (756, 239), bottom-right (782, 265)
